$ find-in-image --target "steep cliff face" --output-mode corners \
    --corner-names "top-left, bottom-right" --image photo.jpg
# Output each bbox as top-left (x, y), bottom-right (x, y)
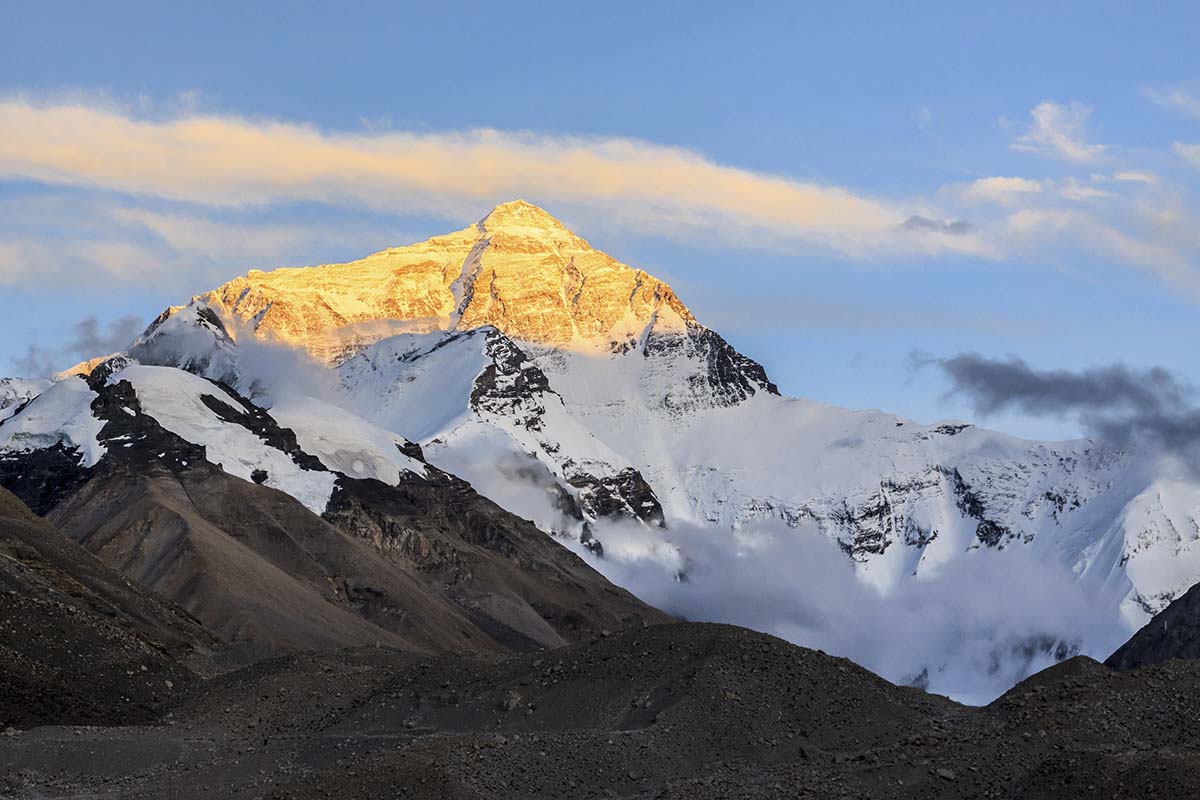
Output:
top-left (1106, 580), bottom-right (1200, 670)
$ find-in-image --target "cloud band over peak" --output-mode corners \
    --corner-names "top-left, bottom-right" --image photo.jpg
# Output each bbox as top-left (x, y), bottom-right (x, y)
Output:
top-left (0, 99), bottom-right (976, 256)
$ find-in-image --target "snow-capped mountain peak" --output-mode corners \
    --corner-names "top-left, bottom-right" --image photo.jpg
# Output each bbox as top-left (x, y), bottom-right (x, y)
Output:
top-left (198, 199), bottom-right (704, 359)
top-left (479, 198), bottom-right (571, 234)
top-left (5, 200), bottom-right (1199, 701)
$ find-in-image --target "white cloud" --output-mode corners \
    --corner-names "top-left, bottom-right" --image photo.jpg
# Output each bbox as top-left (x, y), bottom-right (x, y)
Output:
top-left (1004, 206), bottom-right (1200, 298)
top-left (1058, 178), bottom-right (1113, 201)
top-left (1012, 101), bottom-right (1106, 163)
top-left (0, 98), bottom-right (977, 258)
top-left (1175, 142), bottom-right (1200, 168)
top-left (964, 176), bottom-right (1043, 205)
top-left (1145, 83), bottom-right (1200, 120)
top-left (0, 195), bottom-right (404, 291)
top-left (960, 175), bottom-right (1112, 205)
top-left (571, 516), bottom-right (1128, 704)
top-left (939, 162), bottom-right (1200, 299)
top-left (1113, 171), bottom-right (1159, 185)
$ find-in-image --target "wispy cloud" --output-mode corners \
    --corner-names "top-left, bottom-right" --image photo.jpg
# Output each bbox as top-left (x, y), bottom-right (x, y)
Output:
top-left (0, 98), bottom-right (984, 261)
top-left (1003, 205), bottom-right (1200, 298)
top-left (963, 176), bottom-right (1044, 205)
top-left (1113, 171), bottom-right (1159, 185)
top-left (1145, 83), bottom-right (1200, 120)
top-left (942, 164), bottom-right (1200, 299)
top-left (0, 95), bottom-right (1197, 308)
top-left (1012, 101), bottom-right (1105, 163)
top-left (1058, 178), bottom-right (1113, 201)
top-left (1176, 142), bottom-right (1200, 169)
top-left (0, 193), bottom-right (410, 291)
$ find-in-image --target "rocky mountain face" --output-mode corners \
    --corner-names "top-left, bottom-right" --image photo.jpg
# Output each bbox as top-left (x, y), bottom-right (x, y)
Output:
top-left (201, 200), bottom-right (706, 355)
top-left (5, 200), bottom-right (1200, 697)
top-left (191, 200), bottom-right (769, 534)
top-left (0, 486), bottom-right (216, 728)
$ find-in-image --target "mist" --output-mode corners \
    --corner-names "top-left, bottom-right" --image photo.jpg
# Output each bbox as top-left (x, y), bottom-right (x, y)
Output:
top-left (11, 314), bottom-right (143, 377)
top-left (570, 517), bottom-right (1129, 704)
top-left (413, 441), bottom-right (1130, 705)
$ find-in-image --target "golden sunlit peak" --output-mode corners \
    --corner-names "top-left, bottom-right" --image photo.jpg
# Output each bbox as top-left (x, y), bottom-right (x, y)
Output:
top-left (480, 199), bottom-right (567, 232)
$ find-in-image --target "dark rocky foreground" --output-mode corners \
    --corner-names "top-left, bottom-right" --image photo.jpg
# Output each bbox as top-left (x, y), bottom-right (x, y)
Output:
top-left (3, 622), bottom-right (1200, 800)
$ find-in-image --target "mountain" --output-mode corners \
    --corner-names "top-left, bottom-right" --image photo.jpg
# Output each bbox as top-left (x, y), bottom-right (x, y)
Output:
top-left (195, 199), bottom-right (771, 531)
top-left (0, 361), bottom-right (667, 661)
top-left (5, 200), bottom-right (1200, 698)
top-left (1106, 579), bottom-right (1200, 670)
top-left (0, 485), bottom-right (216, 728)
top-left (187, 202), bottom-right (1193, 619)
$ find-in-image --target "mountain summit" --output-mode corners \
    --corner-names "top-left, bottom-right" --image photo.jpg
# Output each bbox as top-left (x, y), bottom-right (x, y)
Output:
top-left (480, 198), bottom-right (571, 232)
top-left (201, 199), bottom-right (698, 360)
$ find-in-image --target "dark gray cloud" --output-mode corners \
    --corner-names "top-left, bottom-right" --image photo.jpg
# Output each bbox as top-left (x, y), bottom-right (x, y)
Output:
top-left (927, 353), bottom-right (1189, 417)
top-left (11, 343), bottom-right (56, 377)
top-left (920, 352), bottom-right (1200, 454)
top-left (901, 215), bottom-right (975, 235)
top-left (64, 315), bottom-right (143, 361)
top-left (9, 314), bottom-right (143, 377)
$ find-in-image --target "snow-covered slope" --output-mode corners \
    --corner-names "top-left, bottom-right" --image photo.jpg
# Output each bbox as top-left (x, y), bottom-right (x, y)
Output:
top-left (336, 327), bottom-right (664, 534)
top-left (8, 200), bottom-right (1199, 699)
top-left (115, 364), bottom-right (338, 513)
top-left (0, 357), bottom-right (668, 657)
top-left (0, 376), bottom-right (107, 467)
top-left (127, 303), bottom-right (240, 385)
top-left (0, 377), bottom-right (49, 423)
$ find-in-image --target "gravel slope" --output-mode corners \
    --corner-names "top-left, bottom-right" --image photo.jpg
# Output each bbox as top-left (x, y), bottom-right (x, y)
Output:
top-left (4, 622), bottom-right (1200, 799)
top-left (0, 487), bottom-right (216, 729)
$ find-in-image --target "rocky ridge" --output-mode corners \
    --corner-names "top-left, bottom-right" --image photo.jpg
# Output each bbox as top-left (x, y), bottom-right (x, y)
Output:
top-left (0, 361), bottom-right (668, 661)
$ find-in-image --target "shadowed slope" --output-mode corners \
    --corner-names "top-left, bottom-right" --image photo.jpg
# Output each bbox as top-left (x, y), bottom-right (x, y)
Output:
top-left (0, 486), bottom-right (216, 728)
top-left (1106, 580), bottom-right (1200, 670)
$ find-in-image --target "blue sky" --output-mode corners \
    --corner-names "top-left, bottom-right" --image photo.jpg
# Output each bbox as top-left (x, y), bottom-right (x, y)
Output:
top-left (2, 1), bottom-right (1199, 439)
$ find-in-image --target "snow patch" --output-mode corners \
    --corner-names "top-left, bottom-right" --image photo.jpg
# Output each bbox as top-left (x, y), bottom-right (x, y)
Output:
top-left (270, 394), bottom-right (427, 485)
top-left (113, 365), bottom-right (336, 514)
